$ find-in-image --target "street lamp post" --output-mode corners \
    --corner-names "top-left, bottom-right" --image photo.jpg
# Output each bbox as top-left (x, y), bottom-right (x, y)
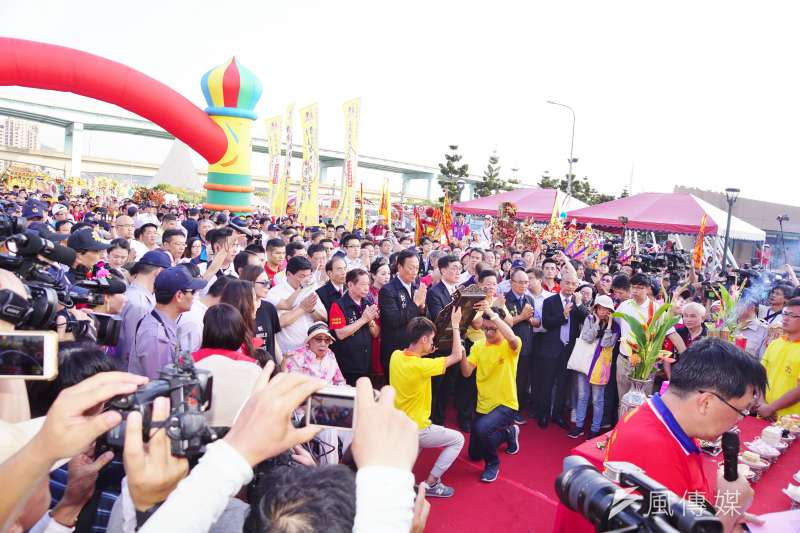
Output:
top-left (722, 188), bottom-right (740, 268)
top-left (455, 179), bottom-right (466, 200)
top-left (547, 100), bottom-right (577, 197)
top-left (777, 214), bottom-right (790, 265)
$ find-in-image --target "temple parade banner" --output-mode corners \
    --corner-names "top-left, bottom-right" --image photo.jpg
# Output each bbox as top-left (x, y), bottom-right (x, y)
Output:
top-left (266, 114), bottom-right (283, 215)
top-left (297, 103), bottom-right (320, 226)
top-left (333, 97), bottom-right (360, 229)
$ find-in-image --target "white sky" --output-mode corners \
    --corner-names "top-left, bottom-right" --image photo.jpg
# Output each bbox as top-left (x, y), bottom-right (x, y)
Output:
top-left (2, 0), bottom-right (800, 204)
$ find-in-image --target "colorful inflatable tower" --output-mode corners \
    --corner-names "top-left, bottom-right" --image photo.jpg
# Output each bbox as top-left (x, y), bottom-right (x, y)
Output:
top-left (200, 58), bottom-right (262, 213)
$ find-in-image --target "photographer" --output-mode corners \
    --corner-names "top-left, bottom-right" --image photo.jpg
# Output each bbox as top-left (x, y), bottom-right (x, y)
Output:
top-left (604, 339), bottom-right (766, 532)
top-left (0, 371), bottom-right (148, 531)
top-left (65, 228), bottom-right (112, 285)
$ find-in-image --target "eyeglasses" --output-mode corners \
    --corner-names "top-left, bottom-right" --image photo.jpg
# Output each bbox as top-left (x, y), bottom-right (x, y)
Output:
top-left (115, 224), bottom-right (134, 228)
top-left (310, 336), bottom-right (333, 344)
top-left (255, 280), bottom-right (271, 288)
top-left (782, 312), bottom-right (800, 319)
top-left (481, 325), bottom-right (497, 333)
top-left (698, 390), bottom-right (751, 418)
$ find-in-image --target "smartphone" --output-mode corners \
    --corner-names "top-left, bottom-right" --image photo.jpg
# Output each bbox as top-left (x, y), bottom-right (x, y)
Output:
top-left (0, 331), bottom-right (59, 380)
top-left (304, 386), bottom-right (356, 431)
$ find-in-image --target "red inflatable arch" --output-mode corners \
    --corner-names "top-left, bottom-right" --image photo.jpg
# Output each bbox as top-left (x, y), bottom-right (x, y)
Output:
top-left (0, 37), bottom-right (228, 164)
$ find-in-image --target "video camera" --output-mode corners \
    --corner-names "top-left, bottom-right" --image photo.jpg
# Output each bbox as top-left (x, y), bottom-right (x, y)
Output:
top-left (102, 354), bottom-right (216, 458)
top-left (556, 455), bottom-right (721, 532)
top-left (630, 252), bottom-right (689, 275)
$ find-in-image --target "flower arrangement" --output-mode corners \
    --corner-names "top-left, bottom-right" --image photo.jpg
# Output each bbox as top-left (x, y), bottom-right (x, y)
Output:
top-left (710, 283), bottom-right (742, 338)
top-left (614, 303), bottom-right (681, 380)
top-left (132, 186), bottom-right (166, 206)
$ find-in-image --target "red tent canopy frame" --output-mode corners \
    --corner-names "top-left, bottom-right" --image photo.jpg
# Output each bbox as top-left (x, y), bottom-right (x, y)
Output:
top-left (0, 37), bottom-right (228, 164)
top-left (567, 192), bottom-right (720, 235)
top-left (452, 188), bottom-right (561, 220)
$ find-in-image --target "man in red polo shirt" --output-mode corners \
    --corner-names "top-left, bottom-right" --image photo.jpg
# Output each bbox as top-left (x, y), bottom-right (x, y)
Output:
top-left (264, 238), bottom-right (286, 283)
top-left (605, 339), bottom-right (766, 531)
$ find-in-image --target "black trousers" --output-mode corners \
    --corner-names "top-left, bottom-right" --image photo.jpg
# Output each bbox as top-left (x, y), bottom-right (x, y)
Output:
top-left (342, 372), bottom-right (367, 387)
top-left (532, 343), bottom-right (572, 420)
top-left (431, 364), bottom-right (475, 426)
top-left (515, 352), bottom-right (534, 415)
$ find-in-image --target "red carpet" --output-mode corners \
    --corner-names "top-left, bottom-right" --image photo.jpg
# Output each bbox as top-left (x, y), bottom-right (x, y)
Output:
top-left (413, 412), bottom-right (581, 533)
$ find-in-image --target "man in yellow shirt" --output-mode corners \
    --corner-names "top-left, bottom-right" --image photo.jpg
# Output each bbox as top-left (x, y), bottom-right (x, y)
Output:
top-left (758, 297), bottom-right (800, 418)
top-left (460, 303), bottom-right (522, 483)
top-left (390, 308), bottom-right (465, 498)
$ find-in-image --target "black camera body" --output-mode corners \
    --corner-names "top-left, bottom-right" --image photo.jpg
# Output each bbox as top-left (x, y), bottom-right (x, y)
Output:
top-left (556, 455), bottom-right (721, 532)
top-left (104, 360), bottom-right (216, 458)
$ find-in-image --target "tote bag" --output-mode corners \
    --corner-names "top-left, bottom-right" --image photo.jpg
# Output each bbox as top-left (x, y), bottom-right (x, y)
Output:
top-left (566, 337), bottom-right (597, 375)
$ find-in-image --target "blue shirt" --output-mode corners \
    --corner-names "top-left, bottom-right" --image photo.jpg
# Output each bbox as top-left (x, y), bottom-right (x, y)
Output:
top-left (128, 308), bottom-right (178, 379)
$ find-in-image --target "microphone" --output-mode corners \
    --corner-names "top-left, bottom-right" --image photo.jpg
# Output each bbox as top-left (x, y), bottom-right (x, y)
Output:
top-left (14, 231), bottom-right (77, 266)
top-left (721, 431), bottom-right (740, 482)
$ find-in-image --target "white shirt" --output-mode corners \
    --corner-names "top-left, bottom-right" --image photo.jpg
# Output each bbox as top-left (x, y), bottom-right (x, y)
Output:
top-left (266, 280), bottom-right (326, 353)
top-left (527, 288), bottom-right (554, 333)
top-left (130, 239), bottom-right (149, 262)
top-left (442, 280), bottom-right (457, 295)
top-left (344, 256), bottom-right (364, 272)
top-left (176, 299), bottom-right (209, 352)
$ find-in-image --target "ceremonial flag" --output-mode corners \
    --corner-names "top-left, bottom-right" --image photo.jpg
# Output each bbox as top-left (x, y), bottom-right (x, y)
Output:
top-left (355, 181), bottom-right (366, 232)
top-left (441, 192), bottom-right (453, 244)
top-left (333, 98), bottom-right (360, 229)
top-left (379, 177), bottom-right (391, 233)
top-left (266, 115), bottom-right (283, 215)
top-left (297, 103), bottom-right (320, 227)
top-left (692, 214), bottom-right (708, 269)
top-left (414, 207), bottom-right (423, 244)
top-left (549, 192), bottom-right (560, 224)
top-left (273, 104), bottom-right (294, 218)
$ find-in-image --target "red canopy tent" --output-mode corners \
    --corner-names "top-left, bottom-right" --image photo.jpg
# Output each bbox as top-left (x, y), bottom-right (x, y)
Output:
top-left (567, 192), bottom-right (720, 235)
top-left (452, 188), bottom-right (586, 220)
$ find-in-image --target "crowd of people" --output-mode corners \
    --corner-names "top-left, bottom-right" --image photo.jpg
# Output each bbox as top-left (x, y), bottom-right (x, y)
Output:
top-left (0, 185), bottom-right (799, 532)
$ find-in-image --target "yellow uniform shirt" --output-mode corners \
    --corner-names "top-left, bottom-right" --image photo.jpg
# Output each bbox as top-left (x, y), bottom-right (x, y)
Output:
top-left (389, 349), bottom-right (447, 429)
top-left (467, 335), bottom-right (522, 414)
top-left (762, 338), bottom-right (800, 417)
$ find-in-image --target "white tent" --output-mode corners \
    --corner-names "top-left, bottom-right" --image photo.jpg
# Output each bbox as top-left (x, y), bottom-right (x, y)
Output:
top-left (691, 195), bottom-right (766, 242)
top-left (151, 140), bottom-right (202, 191)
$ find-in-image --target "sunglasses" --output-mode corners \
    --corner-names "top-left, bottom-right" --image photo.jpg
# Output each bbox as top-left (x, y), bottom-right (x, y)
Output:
top-left (311, 335), bottom-right (333, 344)
top-left (255, 280), bottom-right (271, 288)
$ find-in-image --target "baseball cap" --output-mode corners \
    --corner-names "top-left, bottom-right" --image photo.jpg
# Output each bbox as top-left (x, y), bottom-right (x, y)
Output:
top-left (21, 202), bottom-right (45, 219)
top-left (67, 228), bottom-right (112, 252)
top-left (50, 203), bottom-right (69, 217)
top-left (267, 223), bottom-right (280, 231)
top-left (137, 250), bottom-right (172, 269)
top-left (154, 266), bottom-right (207, 297)
top-left (594, 295), bottom-right (616, 311)
top-left (28, 221), bottom-right (68, 242)
top-left (511, 259), bottom-right (526, 270)
top-left (305, 321), bottom-right (335, 344)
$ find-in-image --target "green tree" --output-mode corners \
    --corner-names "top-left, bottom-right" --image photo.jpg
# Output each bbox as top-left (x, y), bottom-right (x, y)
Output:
top-left (438, 144), bottom-right (469, 202)
top-left (474, 151), bottom-right (517, 197)
top-left (536, 173), bottom-right (620, 205)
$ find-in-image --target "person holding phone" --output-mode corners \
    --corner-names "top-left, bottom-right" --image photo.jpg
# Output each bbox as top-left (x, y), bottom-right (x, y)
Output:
top-left (390, 308), bottom-right (465, 498)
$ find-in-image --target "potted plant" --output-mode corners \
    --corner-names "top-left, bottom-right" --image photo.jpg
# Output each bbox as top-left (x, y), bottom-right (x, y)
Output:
top-left (614, 302), bottom-right (681, 417)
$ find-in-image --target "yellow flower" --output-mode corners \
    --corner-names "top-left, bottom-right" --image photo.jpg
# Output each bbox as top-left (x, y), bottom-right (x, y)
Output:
top-left (629, 353), bottom-right (642, 366)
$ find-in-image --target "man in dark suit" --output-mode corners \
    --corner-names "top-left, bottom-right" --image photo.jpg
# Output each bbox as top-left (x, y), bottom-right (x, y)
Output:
top-left (427, 255), bottom-right (465, 428)
top-left (316, 255), bottom-right (347, 313)
top-left (379, 248), bottom-right (427, 381)
top-left (503, 267), bottom-right (537, 425)
top-left (536, 270), bottom-right (589, 429)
